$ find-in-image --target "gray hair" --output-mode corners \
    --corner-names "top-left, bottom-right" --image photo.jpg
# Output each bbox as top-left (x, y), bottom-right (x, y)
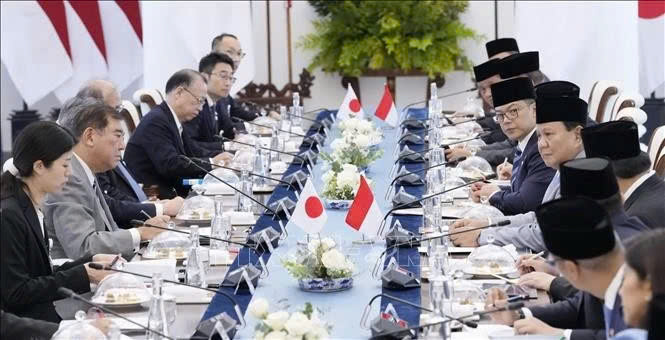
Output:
top-left (57, 96), bottom-right (103, 138)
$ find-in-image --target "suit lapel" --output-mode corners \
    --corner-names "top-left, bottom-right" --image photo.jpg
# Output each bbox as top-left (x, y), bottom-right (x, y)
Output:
top-left (624, 173), bottom-right (655, 210)
top-left (161, 102), bottom-right (186, 154)
top-left (16, 190), bottom-right (50, 262)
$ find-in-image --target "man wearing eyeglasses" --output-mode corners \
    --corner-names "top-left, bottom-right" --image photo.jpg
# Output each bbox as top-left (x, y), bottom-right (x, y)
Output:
top-left (211, 33), bottom-right (280, 123)
top-left (469, 77), bottom-right (555, 215)
top-left (124, 69), bottom-right (233, 198)
top-left (183, 52), bottom-right (240, 152)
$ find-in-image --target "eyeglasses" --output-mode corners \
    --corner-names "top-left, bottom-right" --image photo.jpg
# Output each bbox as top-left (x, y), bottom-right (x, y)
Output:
top-left (494, 104), bottom-right (527, 123)
top-left (181, 87), bottom-right (205, 105)
top-left (223, 49), bottom-right (246, 59)
top-left (210, 72), bottom-right (237, 84)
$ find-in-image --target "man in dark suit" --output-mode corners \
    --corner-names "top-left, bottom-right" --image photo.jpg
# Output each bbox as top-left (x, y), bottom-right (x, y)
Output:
top-left (124, 69), bottom-right (233, 198)
top-left (470, 77), bottom-right (556, 215)
top-left (582, 120), bottom-right (665, 230)
top-left (69, 81), bottom-right (185, 226)
top-left (487, 196), bottom-right (628, 340)
top-left (183, 52), bottom-right (239, 149)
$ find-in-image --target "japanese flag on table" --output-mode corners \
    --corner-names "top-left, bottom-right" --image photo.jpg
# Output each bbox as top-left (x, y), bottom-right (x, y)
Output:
top-left (374, 84), bottom-right (399, 127)
top-left (345, 175), bottom-right (382, 237)
top-left (287, 178), bottom-right (328, 234)
top-left (337, 83), bottom-right (365, 120)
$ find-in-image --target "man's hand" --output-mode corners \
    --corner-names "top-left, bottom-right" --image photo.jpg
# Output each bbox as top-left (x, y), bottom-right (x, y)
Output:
top-left (162, 196), bottom-right (184, 216)
top-left (212, 152), bottom-right (234, 166)
top-left (514, 317), bottom-right (564, 336)
top-left (497, 162), bottom-right (513, 180)
top-left (444, 146), bottom-right (472, 161)
top-left (470, 183), bottom-right (499, 203)
top-left (138, 215), bottom-right (170, 241)
top-left (449, 225), bottom-right (481, 247)
top-left (516, 255), bottom-right (559, 276)
top-left (268, 110), bottom-right (281, 120)
top-left (92, 254), bottom-right (126, 265)
top-left (518, 272), bottom-right (556, 291)
top-left (485, 288), bottom-right (519, 326)
top-left (450, 218), bottom-right (487, 231)
top-left (84, 263), bottom-right (113, 284)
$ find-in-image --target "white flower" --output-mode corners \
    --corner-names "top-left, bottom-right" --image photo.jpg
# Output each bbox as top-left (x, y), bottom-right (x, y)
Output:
top-left (322, 170), bottom-right (334, 186)
top-left (284, 312), bottom-right (312, 336)
top-left (354, 134), bottom-right (370, 148)
top-left (341, 164), bottom-right (357, 173)
top-left (308, 238), bottom-right (336, 253)
top-left (264, 311), bottom-right (290, 331)
top-left (248, 298), bottom-right (269, 319)
top-left (255, 330), bottom-right (266, 340)
top-left (264, 331), bottom-right (287, 340)
top-left (305, 326), bottom-right (330, 340)
top-left (330, 138), bottom-right (348, 152)
top-left (336, 170), bottom-right (358, 190)
top-left (321, 249), bottom-right (348, 271)
top-left (321, 237), bottom-right (336, 250)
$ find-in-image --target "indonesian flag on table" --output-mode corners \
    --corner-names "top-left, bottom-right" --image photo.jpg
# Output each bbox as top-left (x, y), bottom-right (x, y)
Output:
top-left (337, 83), bottom-right (365, 120)
top-left (345, 175), bottom-right (382, 237)
top-left (374, 84), bottom-right (399, 127)
top-left (287, 178), bottom-right (328, 234)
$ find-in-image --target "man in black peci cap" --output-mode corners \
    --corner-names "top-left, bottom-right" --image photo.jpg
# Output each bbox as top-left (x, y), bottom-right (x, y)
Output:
top-left (487, 196), bottom-right (629, 340)
top-left (469, 77), bottom-right (556, 215)
top-left (499, 51), bottom-right (550, 85)
top-left (582, 120), bottom-right (665, 230)
top-left (486, 37), bottom-right (519, 60)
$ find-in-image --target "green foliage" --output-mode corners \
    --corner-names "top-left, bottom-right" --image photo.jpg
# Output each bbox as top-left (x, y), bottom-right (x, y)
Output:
top-left (299, 0), bottom-right (479, 77)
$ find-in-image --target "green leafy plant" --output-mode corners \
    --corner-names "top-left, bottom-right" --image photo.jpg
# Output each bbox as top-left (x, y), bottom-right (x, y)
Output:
top-left (300, 0), bottom-right (479, 77)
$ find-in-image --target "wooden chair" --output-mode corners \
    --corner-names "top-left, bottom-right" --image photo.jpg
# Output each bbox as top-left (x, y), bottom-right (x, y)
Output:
top-left (615, 107), bottom-right (648, 125)
top-left (120, 100), bottom-right (140, 132)
top-left (609, 92), bottom-right (644, 121)
top-left (648, 125), bottom-right (665, 169)
top-left (588, 81), bottom-right (621, 123)
top-left (655, 154), bottom-right (665, 177)
top-left (133, 88), bottom-right (164, 112)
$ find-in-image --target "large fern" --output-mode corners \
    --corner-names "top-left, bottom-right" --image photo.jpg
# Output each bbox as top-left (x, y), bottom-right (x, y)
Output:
top-left (299, 0), bottom-right (479, 78)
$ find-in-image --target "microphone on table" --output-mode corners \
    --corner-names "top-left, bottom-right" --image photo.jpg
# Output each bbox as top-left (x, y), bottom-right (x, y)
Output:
top-left (447, 111), bottom-right (496, 126)
top-left (395, 132), bottom-right (490, 163)
top-left (389, 157), bottom-right (466, 188)
top-left (87, 264), bottom-right (246, 338)
top-left (57, 287), bottom-right (175, 340)
top-left (231, 117), bottom-right (324, 145)
top-left (400, 86), bottom-right (479, 116)
top-left (177, 155), bottom-right (278, 217)
top-left (190, 157), bottom-right (297, 190)
top-left (360, 293), bottom-right (478, 339)
top-left (213, 135), bottom-right (310, 166)
top-left (369, 302), bottom-right (525, 339)
top-left (286, 108), bottom-right (334, 127)
top-left (129, 219), bottom-right (256, 250)
top-left (379, 174), bottom-right (497, 234)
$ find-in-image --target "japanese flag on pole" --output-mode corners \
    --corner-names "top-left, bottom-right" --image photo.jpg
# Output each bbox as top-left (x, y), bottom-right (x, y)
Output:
top-left (345, 175), bottom-right (382, 237)
top-left (287, 178), bottom-right (328, 234)
top-left (374, 84), bottom-right (399, 127)
top-left (337, 83), bottom-right (365, 120)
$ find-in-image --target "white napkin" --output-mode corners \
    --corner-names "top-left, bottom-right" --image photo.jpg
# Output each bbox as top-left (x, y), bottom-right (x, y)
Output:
top-left (163, 284), bottom-right (213, 304)
top-left (392, 207), bottom-right (424, 216)
top-left (225, 211), bottom-right (256, 225)
top-left (203, 183), bottom-right (236, 195)
top-left (209, 249), bottom-right (233, 266)
top-left (124, 259), bottom-right (177, 282)
top-left (270, 161), bottom-right (288, 174)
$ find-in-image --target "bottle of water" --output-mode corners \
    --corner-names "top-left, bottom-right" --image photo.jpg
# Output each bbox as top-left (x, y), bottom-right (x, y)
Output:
top-left (237, 170), bottom-right (253, 212)
top-left (269, 126), bottom-right (281, 165)
top-left (291, 92), bottom-right (302, 129)
top-left (428, 82), bottom-right (438, 117)
top-left (185, 226), bottom-right (206, 288)
top-left (210, 196), bottom-right (227, 250)
top-left (428, 276), bottom-right (453, 339)
top-left (252, 149), bottom-right (266, 187)
top-left (146, 273), bottom-right (170, 340)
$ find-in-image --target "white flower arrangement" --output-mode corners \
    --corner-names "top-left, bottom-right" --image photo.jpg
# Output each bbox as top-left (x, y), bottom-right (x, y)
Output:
top-left (282, 238), bottom-right (355, 280)
top-left (248, 299), bottom-right (332, 340)
top-left (338, 118), bottom-right (383, 146)
top-left (322, 136), bottom-right (383, 170)
top-left (321, 163), bottom-right (366, 200)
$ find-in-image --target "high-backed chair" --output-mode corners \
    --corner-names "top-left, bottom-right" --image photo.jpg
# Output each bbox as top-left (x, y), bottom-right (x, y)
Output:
top-left (609, 92), bottom-right (644, 121)
top-left (133, 88), bottom-right (164, 112)
top-left (615, 107), bottom-right (648, 125)
top-left (120, 100), bottom-right (140, 131)
top-left (655, 154), bottom-right (665, 177)
top-left (588, 80), bottom-right (622, 123)
top-left (648, 125), bottom-right (665, 169)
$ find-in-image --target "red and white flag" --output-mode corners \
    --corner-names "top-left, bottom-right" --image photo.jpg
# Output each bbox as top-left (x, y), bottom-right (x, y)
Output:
top-left (287, 178), bottom-right (328, 234)
top-left (1, 1), bottom-right (74, 105)
top-left (345, 175), bottom-right (382, 237)
top-left (638, 0), bottom-right (664, 95)
top-left (374, 84), bottom-right (399, 127)
top-left (337, 83), bottom-right (365, 120)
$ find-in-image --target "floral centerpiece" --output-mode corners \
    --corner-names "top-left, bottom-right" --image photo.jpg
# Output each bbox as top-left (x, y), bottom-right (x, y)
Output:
top-left (321, 163), bottom-right (367, 209)
top-left (338, 118), bottom-right (383, 147)
top-left (282, 238), bottom-right (355, 292)
top-left (248, 299), bottom-right (332, 340)
top-left (322, 136), bottom-right (382, 171)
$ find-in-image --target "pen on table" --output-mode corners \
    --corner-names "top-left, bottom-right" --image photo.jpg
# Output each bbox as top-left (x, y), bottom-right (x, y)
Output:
top-left (527, 251), bottom-right (545, 261)
top-left (109, 254), bottom-right (122, 268)
top-left (500, 157), bottom-right (508, 172)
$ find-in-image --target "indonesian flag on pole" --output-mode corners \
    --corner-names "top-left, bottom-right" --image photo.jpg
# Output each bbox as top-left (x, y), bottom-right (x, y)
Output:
top-left (1, 1), bottom-right (73, 105)
top-left (374, 84), bottom-right (399, 127)
top-left (345, 175), bottom-right (382, 237)
top-left (287, 178), bottom-right (328, 234)
top-left (337, 83), bottom-right (365, 120)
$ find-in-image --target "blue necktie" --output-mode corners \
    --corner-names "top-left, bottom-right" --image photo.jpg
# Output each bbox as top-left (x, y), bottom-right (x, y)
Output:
top-left (510, 148), bottom-right (523, 191)
top-left (116, 161), bottom-right (148, 202)
top-left (604, 294), bottom-right (627, 339)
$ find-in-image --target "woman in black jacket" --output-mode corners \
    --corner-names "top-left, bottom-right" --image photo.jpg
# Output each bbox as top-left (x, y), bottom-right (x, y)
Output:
top-left (1, 121), bottom-right (115, 322)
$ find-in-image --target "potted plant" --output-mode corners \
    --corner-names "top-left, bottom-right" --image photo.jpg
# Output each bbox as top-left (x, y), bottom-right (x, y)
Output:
top-left (300, 0), bottom-right (478, 99)
top-left (282, 238), bottom-right (355, 292)
top-left (321, 163), bottom-right (368, 209)
top-left (247, 299), bottom-right (332, 339)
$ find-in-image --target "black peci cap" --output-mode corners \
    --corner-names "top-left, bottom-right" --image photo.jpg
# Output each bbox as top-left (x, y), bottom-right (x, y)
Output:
top-left (581, 121), bottom-right (641, 160)
top-left (490, 77), bottom-right (535, 108)
top-left (486, 38), bottom-right (519, 58)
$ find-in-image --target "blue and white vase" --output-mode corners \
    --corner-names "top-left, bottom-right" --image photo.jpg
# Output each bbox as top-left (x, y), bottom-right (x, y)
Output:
top-left (298, 277), bottom-right (353, 292)
top-left (324, 199), bottom-right (353, 210)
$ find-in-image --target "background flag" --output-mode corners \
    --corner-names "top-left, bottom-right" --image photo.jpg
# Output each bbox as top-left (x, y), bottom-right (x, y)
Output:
top-left (287, 178), bottom-right (328, 234)
top-left (374, 84), bottom-right (399, 127)
top-left (345, 175), bottom-right (382, 237)
top-left (337, 83), bottom-right (365, 120)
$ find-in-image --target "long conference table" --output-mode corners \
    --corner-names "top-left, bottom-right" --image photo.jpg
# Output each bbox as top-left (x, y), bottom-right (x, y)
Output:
top-left (66, 107), bottom-right (548, 339)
